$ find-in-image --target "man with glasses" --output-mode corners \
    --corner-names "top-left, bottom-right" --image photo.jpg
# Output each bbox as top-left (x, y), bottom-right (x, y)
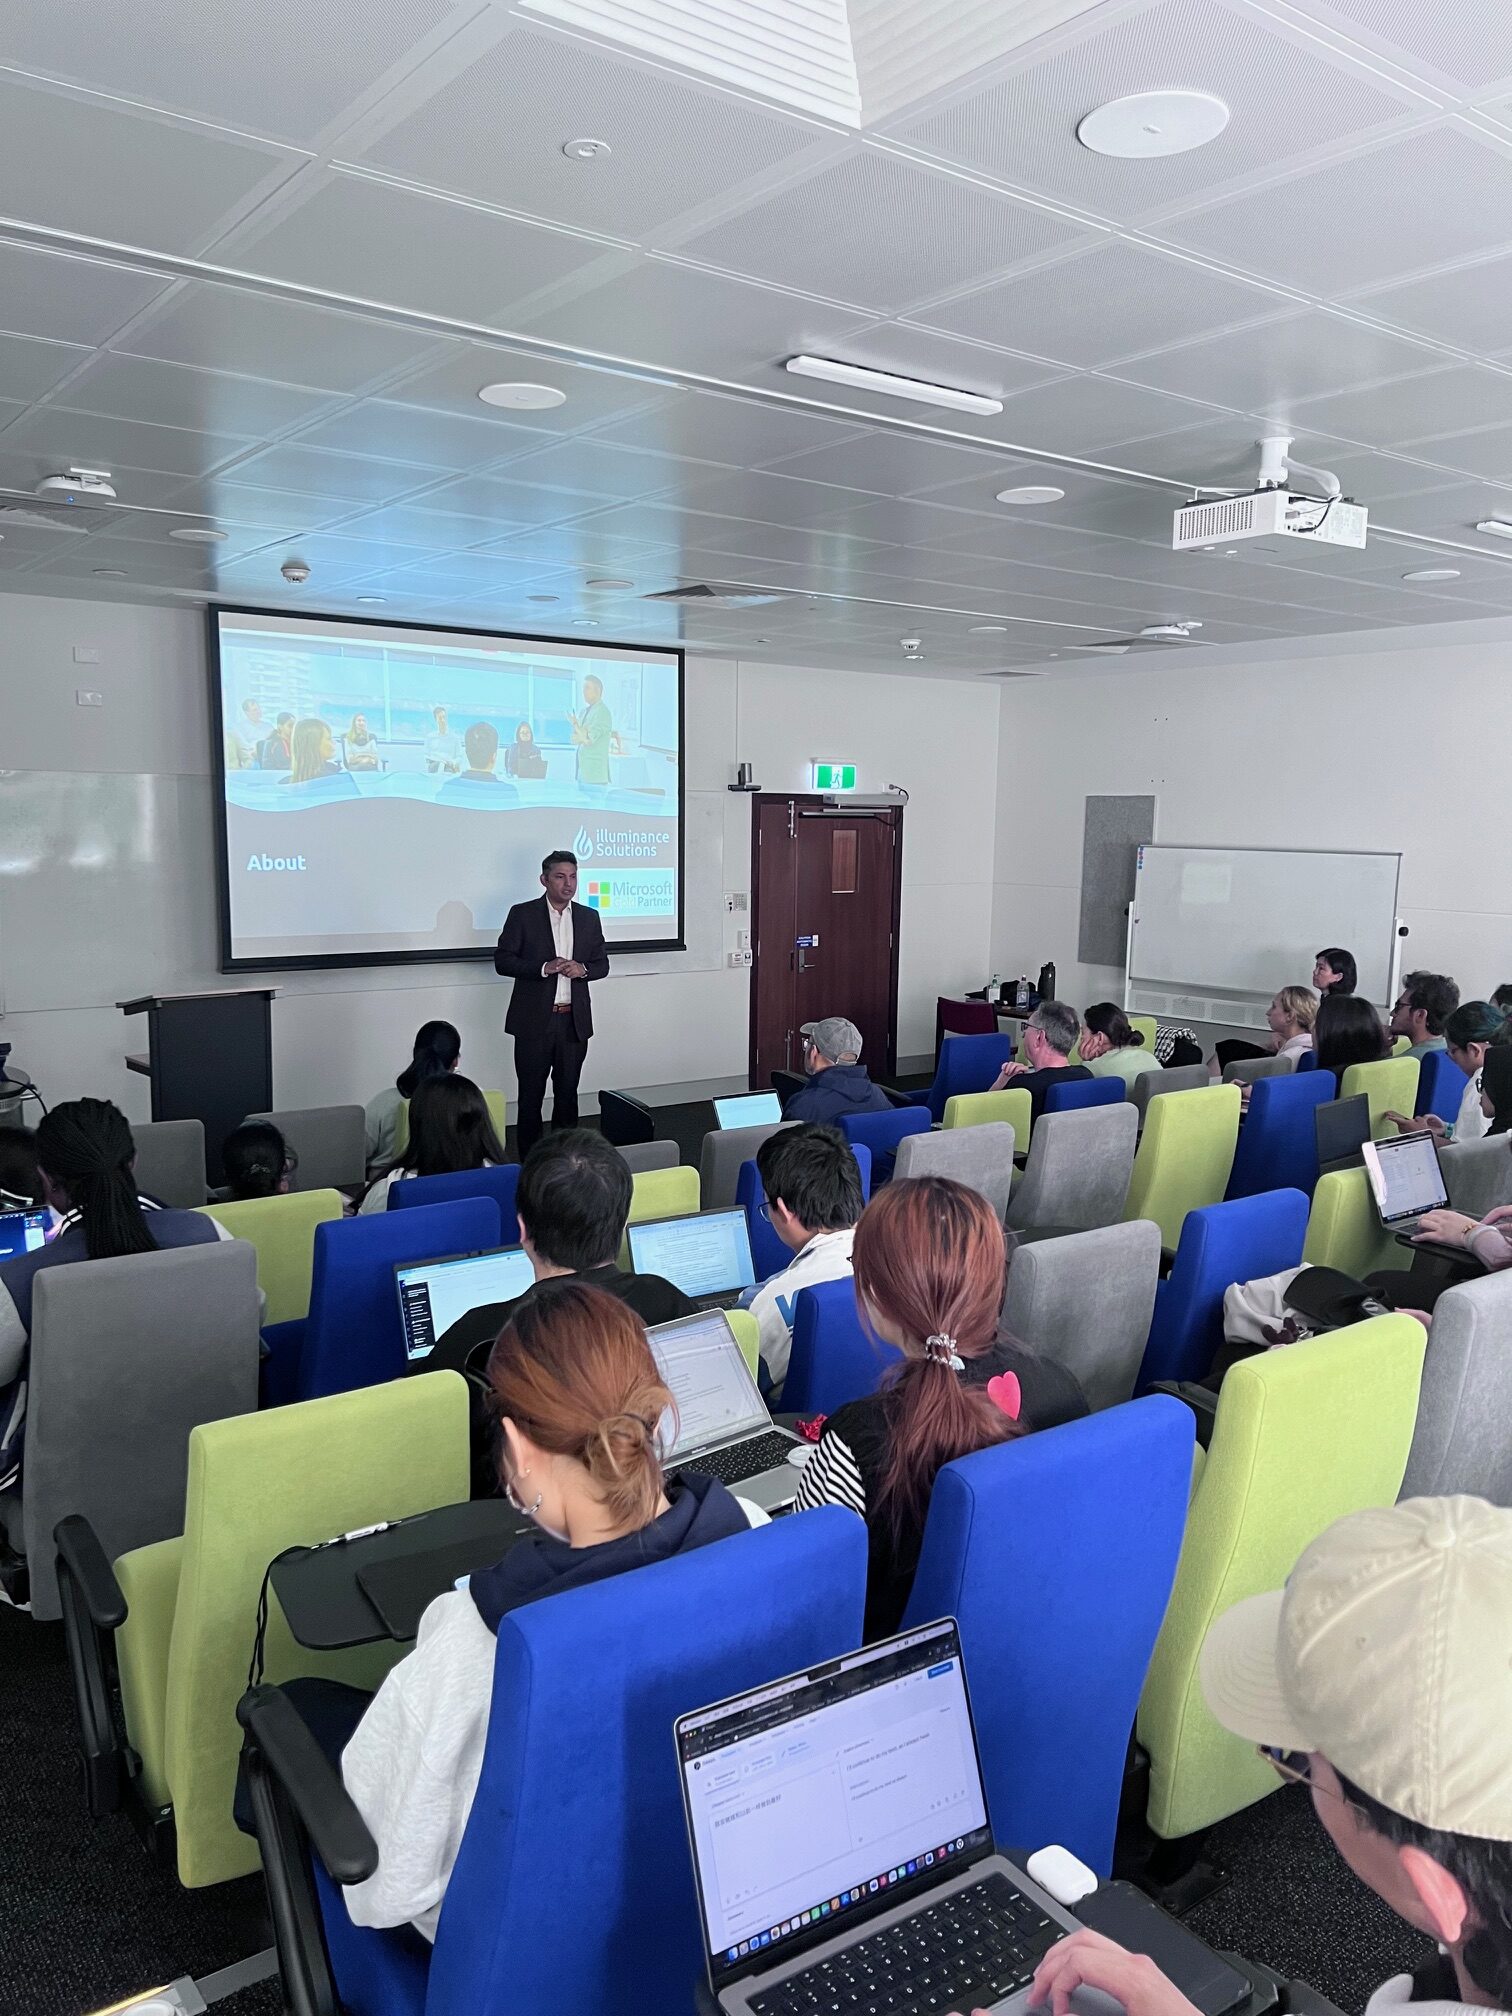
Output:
top-left (989, 999), bottom-right (1092, 1123)
top-left (747, 1124), bottom-right (864, 1392)
top-left (952, 1497), bottom-right (1512, 2016)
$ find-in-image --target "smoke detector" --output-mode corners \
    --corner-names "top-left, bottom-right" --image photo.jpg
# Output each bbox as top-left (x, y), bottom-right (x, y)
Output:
top-left (36, 466), bottom-right (117, 504)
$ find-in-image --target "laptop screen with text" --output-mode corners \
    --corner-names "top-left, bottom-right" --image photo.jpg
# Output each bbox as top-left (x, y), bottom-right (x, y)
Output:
top-left (714, 1092), bottom-right (783, 1129)
top-left (628, 1209), bottom-right (756, 1299)
top-left (0, 1209), bottom-right (50, 1262)
top-left (648, 1310), bottom-right (769, 1459)
top-left (394, 1245), bottom-right (535, 1361)
top-left (1363, 1133), bottom-right (1448, 1226)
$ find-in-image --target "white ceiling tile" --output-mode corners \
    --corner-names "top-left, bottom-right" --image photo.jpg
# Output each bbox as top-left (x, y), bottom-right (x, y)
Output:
top-left (0, 246), bottom-right (170, 347)
top-left (116, 284), bottom-right (443, 392)
top-left (319, 502), bottom-right (522, 550)
top-left (156, 480), bottom-right (359, 530)
top-left (1286, 364), bottom-right (1512, 448)
top-left (0, 74), bottom-right (289, 253)
top-left (1361, 481), bottom-right (1512, 533)
top-left (355, 23), bottom-right (827, 238)
top-left (792, 493), bottom-right (1002, 545)
top-left (377, 345), bottom-right (669, 432)
top-left (674, 465), bottom-right (878, 527)
top-left (669, 150), bottom-right (1092, 312)
top-left (1287, 0), bottom-right (1512, 92)
top-left (914, 458), bottom-right (1165, 520)
top-left (410, 473), bottom-right (606, 524)
top-left (2, 0), bottom-right (462, 144)
top-left (590, 393), bottom-right (869, 468)
top-left (0, 333), bottom-right (93, 402)
top-left (758, 429), bottom-right (999, 493)
top-left (1345, 251), bottom-right (1512, 357)
top-left (1164, 126), bottom-right (1512, 295)
top-left (1324, 450), bottom-right (1491, 500)
top-left (492, 437), bottom-right (697, 500)
top-left (289, 399), bottom-right (539, 469)
top-left (480, 524), bottom-right (684, 570)
top-left (1, 408), bottom-right (254, 479)
top-left (886, 0), bottom-right (1422, 223)
top-left (1114, 310), bottom-right (1444, 413)
top-left (1073, 416), bottom-right (1281, 485)
top-left (994, 376), bottom-right (1219, 455)
top-left (918, 242), bottom-right (1292, 370)
top-left (216, 441), bottom-right (447, 500)
top-left (228, 170), bottom-right (617, 324)
top-left (60, 353), bottom-right (340, 436)
top-left (1395, 422), bottom-right (1512, 479)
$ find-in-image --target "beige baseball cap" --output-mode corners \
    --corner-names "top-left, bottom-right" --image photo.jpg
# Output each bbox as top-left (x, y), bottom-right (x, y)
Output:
top-left (1200, 1495), bottom-right (1512, 1840)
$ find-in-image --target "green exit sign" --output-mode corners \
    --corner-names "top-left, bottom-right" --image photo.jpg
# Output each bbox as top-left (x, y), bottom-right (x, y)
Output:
top-left (811, 762), bottom-right (857, 791)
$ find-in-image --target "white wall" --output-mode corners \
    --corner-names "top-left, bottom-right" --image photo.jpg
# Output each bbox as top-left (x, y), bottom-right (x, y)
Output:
top-left (991, 641), bottom-right (1512, 1021)
top-left (0, 591), bottom-right (1000, 1118)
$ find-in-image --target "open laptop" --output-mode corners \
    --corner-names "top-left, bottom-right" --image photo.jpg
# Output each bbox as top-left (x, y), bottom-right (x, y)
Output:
top-left (648, 1308), bottom-right (803, 1513)
top-left (715, 1091), bottom-right (784, 1129)
top-left (628, 1207), bottom-right (757, 1311)
top-left (394, 1244), bottom-right (535, 1362)
top-left (1314, 1093), bottom-right (1371, 1176)
top-left (0, 1208), bottom-right (50, 1262)
top-left (1362, 1130), bottom-right (1450, 1237)
top-left (678, 1617), bottom-right (1082, 2016)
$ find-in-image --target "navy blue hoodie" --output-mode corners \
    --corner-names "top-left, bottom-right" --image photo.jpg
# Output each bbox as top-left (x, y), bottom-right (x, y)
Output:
top-left (782, 1063), bottom-right (893, 1126)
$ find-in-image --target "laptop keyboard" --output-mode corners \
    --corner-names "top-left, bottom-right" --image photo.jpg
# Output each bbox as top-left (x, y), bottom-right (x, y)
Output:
top-left (680, 1429), bottom-right (796, 1487)
top-left (747, 1872), bottom-right (1059, 2016)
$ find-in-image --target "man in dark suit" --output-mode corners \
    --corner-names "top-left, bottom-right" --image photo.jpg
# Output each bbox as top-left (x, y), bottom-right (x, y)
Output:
top-left (495, 849), bottom-right (610, 1158)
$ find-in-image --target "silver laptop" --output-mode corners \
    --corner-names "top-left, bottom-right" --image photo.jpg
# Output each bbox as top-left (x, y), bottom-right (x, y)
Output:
top-left (1362, 1130), bottom-right (1449, 1236)
top-left (677, 1616), bottom-right (1082, 2015)
top-left (714, 1091), bottom-right (783, 1129)
top-left (394, 1244), bottom-right (535, 1361)
top-left (628, 1207), bottom-right (757, 1311)
top-left (648, 1309), bottom-right (803, 1513)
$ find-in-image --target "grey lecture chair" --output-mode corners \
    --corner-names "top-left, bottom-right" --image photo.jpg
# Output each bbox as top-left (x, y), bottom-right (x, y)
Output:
top-left (1400, 1270), bottom-right (1512, 1506)
top-left (1000, 1218), bottom-right (1161, 1411)
top-left (614, 1140), bottom-right (680, 1174)
top-left (245, 1105), bottom-right (366, 1193)
top-left (1131, 1063), bottom-right (1212, 1122)
top-left (1, 1240), bottom-right (260, 1619)
top-left (130, 1118), bottom-right (208, 1207)
top-left (1221, 1055), bottom-right (1294, 1087)
top-left (894, 1123), bottom-right (1016, 1221)
top-left (699, 1122), bottom-right (795, 1210)
top-left (1441, 1135), bottom-right (1512, 1220)
top-left (1007, 1103), bottom-right (1138, 1237)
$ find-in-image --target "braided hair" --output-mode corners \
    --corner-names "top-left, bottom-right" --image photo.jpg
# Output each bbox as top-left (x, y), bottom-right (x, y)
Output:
top-left (37, 1099), bottom-right (157, 1259)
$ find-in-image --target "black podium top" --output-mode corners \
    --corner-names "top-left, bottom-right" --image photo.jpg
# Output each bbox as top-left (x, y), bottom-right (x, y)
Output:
top-left (118, 988), bottom-right (277, 1012)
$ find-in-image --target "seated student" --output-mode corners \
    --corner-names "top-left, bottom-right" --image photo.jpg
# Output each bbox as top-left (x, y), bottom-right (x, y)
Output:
top-left (438, 722), bottom-right (519, 800)
top-left (257, 711), bottom-right (295, 771)
top-left (746, 1124), bottom-right (864, 1391)
top-left (359, 1073), bottom-right (505, 1215)
top-left (1402, 1052), bottom-right (1512, 1247)
top-left (0, 1126), bottom-right (43, 1212)
top-left (343, 712), bottom-right (381, 772)
top-left (504, 720), bottom-right (547, 780)
top-left (1389, 1000), bottom-right (1505, 1146)
top-left (781, 1017), bottom-right (893, 1124)
top-left (993, 1498), bottom-right (1512, 2016)
top-left (1313, 946), bottom-right (1357, 998)
top-left (1389, 969), bottom-right (1460, 1060)
top-left (365, 1019), bottom-right (461, 1177)
top-left (1214, 985), bottom-right (1319, 1076)
top-left (1315, 991), bottom-right (1389, 1079)
top-left (0, 1099), bottom-right (227, 1486)
top-left (1079, 1004), bottom-right (1161, 1086)
top-left (1495, 982), bottom-right (1512, 1017)
top-left (341, 1282), bottom-right (762, 1939)
top-left (796, 1176), bottom-right (1072, 1640)
top-left (220, 1120), bottom-right (295, 1201)
top-left (989, 999), bottom-right (1091, 1121)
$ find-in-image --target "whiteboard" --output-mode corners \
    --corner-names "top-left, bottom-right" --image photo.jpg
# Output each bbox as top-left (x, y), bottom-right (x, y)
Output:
top-left (1129, 846), bottom-right (1402, 1004)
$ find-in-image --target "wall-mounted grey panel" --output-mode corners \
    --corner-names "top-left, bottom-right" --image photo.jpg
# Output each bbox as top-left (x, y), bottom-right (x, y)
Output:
top-left (1079, 793), bottom-right (1155, 969)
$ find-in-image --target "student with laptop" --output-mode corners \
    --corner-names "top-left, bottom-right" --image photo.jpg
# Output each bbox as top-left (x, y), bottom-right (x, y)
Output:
top-left (341, 1282), bottom-right (764, 1941)
top-left (746, 1124), bottom-right (864, 1389)
top-left (0, 1126), bottom-right (42, 1214)
top-left (780, 1017), bottom-right (893, 1125)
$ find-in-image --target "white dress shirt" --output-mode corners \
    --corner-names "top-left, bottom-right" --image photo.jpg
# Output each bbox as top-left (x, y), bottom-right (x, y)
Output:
top-left (545, 900), bottom-right (573, 1006)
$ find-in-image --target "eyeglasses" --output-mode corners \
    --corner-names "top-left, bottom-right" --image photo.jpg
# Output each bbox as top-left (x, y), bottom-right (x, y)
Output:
top-left (757, 1202), bottom-right (773, 1224)
top-left (1257, 1746), bottom-right (1365, 1815)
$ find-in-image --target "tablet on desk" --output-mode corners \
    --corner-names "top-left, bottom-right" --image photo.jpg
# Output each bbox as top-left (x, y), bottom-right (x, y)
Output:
top-left (1076, 1882), bottom-right (1251, 2016)
top-left (358, 1523), bottom-right (531, 1641)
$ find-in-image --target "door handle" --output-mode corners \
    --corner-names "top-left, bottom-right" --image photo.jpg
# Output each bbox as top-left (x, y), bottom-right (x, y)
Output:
top-left (798, 948), bottom-right (816, 971)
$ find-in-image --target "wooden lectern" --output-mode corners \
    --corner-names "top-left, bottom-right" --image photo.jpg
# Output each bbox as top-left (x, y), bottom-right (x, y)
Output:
top-left (120, 989), bottom-right (275, 1185)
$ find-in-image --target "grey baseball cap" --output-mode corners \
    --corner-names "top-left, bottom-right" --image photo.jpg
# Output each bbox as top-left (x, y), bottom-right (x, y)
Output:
top-left (801, 1017), bottom-right (863, 1063)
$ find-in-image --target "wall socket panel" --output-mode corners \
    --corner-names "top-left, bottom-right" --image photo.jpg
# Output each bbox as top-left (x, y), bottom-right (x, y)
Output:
top-left (727, 949), bottom-right (753, 968)
top-left (75, 689), bottom-right (103, 707)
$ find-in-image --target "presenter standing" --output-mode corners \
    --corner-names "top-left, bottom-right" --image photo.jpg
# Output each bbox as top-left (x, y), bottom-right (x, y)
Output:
top-left (571, 675), bottom-right (613, 786)
top-left (494, 850), bottom-right (610, 1158)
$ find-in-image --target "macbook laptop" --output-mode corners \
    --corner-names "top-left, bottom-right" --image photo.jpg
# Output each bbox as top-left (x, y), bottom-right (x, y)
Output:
top-left (648, 1309), bottom-right (803, 1513)
top-left (715, 1091), bottom-right (784, 1129)
top-left (394, 1244), bottom-right (535, 1362)
top-left (1314, 1093), bottom-right (1371, 1176)
top-left (629, 1207), bottom-right (757, 1311)
top-left (1362, 1130), bottom-right (1450, 1237)
top-left (678, 1617), bottom-right (1083, 2016)
top-left (0, 1208), bottom-right (50, 1262)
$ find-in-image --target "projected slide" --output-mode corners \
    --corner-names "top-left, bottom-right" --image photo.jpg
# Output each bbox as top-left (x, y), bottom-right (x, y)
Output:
top-left (212, 608), bottom-right (683, 968)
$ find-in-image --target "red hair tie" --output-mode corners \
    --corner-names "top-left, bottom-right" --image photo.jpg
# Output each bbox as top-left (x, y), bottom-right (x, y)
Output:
top-left (986, 1372), bottom-right (1022, 1422)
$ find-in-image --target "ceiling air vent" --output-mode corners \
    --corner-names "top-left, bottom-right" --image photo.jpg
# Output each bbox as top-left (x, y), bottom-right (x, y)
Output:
top-left (643, 583), bottom-right (788, 609)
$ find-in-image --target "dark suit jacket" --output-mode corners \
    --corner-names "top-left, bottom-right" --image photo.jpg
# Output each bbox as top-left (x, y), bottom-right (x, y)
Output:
top-left (494, 895), bottom-right (609, 1042)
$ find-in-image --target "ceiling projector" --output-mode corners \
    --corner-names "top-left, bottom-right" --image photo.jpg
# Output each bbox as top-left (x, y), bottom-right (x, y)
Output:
top-left (36, 466), bottom-right (117, 504)
top-left (1172, 435), bottom-right (1367, 553)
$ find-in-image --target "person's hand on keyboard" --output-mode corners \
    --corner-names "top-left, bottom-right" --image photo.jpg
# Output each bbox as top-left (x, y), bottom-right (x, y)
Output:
top-left (1018, 1927), bottom-right (1202, 2016)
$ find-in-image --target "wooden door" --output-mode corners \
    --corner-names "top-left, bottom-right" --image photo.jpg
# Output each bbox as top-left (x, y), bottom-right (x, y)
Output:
top-left (749, 796), bottom-right (902, 1089)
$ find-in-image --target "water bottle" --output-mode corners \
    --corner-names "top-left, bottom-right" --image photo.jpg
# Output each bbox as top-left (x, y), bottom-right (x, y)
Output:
top-left (1015, 975), bottom-right (1030, 1008)
top-left (1037, 961), bottom-right (1057, 1001)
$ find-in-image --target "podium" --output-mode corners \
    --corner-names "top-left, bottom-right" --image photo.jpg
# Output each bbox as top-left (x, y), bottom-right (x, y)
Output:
top-left (120, 989), bottom-right (275, 1185)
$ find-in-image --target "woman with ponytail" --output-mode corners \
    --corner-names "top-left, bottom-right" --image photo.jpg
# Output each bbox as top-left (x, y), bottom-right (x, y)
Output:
top-left (795, 1177), bottom-right (1085, 1639)
top-left (339, 1282), bottom-right (761, 1939)
top-left (364, 1018), bottom-right (462, 1176)
top-left (0, 1098), bottom-right (225, 1486)
top-left (358, 1071), bottom-right (505, 1214)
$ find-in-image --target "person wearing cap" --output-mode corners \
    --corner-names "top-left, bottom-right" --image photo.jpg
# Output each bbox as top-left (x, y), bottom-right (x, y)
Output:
top-left (745, 1124), bottom-right (864, 1392)
top-left (960, 1498), bottom-right (1512, 2016)
top-left (781, 1017), bottom-right (894, 1126)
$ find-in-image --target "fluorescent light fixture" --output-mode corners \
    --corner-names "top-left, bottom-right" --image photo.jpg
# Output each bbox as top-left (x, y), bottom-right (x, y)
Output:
top-left (1402, 567), bottom-right (1460, 581)
top-left (969, 623), bottom-right (1008, 634)
top-left (786, 355), bottom-right (1003, 416)
top-left (1474, 519), bottom-right (1512, 540)
top-left (356, 595), bottom-right (386, 604)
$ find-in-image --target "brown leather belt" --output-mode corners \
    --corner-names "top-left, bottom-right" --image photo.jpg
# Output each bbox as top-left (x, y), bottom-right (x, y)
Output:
top-left (551, 1004), bottom-right (573, 1014)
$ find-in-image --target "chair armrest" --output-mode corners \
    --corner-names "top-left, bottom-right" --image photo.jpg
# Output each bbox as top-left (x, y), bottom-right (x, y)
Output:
top-left (1285, 1982), bottom-right (1349, 2016)
top-left (54, 1514), bottom-right (128, 1629)
top-left (1148, 1380), bottom-right (1219, 1449)
top-left (237, 1686), bottom-right (378, 1886)
top-left (53, 1515), bottom-right (130, 1816)
top-left (881, 1086), bottom-right (927, 1108)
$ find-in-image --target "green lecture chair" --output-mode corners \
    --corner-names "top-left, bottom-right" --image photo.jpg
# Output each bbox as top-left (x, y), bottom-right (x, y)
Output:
top-left (1138, 1313), bottom-right (1427, 1840)
top-left (942, 1088), bottom-right (1033, 1145)
top-left (727, 1309), bottom-right (761, 1382)
top-left (1304, 1166), bottom-right (1402, 1277)
top-left (58, 1373), bottom-right (469, 1889)
top-left (1340, 1057), bottom-right (1420, 1139)
top-left (1129, 1015), bottom-right (1159, 1051)
top-left (1390, 1034), bottom-right (1411, 1057)
top-left (619, 1164), bottom-right (701, 1268)
top-left (197, 1188), bottom-right (345, 1325)
top-left (1122, 1085), bottom-right (1241, 1252)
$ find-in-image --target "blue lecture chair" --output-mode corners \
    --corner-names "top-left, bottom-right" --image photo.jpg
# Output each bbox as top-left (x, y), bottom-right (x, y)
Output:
top-left (736, 1150), bottom-right (871, 1284)
top-left (274, 1198), bottom-right (501, 1403)
top-left (1042, 1077), bottom-right (1125, 1117)
top-left (263, 1511), bottom-right (870, 2016)
top-left (903, 1032), bottom-right (1016, 1125)
top-left (1295, 1050), bottom-right (1320, 1073)
top-left (388, 1163), bottom-right (521, 1248)
top-left (838, 1106), bottom-right (930, 1182)
top-left (1224, 1070), bottom-right (1337, 1200)
top-left (1139, 1188), bottom-right (1311, 1391)
top-left (1416, 1049), bottom-right (1469, 1124)
top-left (782, 1276), bottom-right (900, 1415)
top-left (903, 1397), bottom-right (1194, 1875)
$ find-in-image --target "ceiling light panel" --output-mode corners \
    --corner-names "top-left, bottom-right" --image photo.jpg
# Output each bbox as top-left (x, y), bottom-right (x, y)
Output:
top-left (784, 356), bottom-right (1004, 414)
